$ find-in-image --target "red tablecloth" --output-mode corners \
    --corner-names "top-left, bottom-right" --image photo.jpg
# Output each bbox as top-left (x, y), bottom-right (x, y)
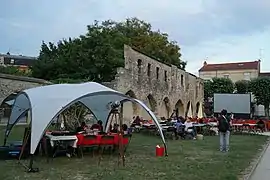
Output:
top-left (76, 134), bottom-right (129, 146)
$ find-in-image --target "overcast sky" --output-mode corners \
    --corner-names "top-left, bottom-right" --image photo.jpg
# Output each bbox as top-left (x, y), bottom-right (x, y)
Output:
top-left (0, 0), bottom-right (269, 74)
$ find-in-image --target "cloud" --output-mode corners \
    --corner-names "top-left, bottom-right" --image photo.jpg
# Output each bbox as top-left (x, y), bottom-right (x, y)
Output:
top-left (0, 0), bottom-right (269, 73)
top-left (183, 26), bottom-right (270, 74)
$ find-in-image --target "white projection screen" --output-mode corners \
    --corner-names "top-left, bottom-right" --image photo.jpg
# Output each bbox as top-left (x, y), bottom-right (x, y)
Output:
top-left (214, 93), bottom-right (251, 114)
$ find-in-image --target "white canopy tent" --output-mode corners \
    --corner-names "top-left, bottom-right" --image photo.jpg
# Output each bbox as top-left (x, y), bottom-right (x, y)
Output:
top-left (5, 82), bottom-right (167, 171)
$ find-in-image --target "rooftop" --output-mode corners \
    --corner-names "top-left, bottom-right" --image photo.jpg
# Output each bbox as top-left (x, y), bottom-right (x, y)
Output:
top-left (0, 53), bottom-right (37, 60)
top-left (0, 53), bottom-right (37, 66)
top-left (199, 60), bottom-right (260, 72)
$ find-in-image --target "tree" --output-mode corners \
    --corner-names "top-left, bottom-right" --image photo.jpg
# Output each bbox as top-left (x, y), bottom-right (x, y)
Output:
top-left (211, 77), bottom-right (234, 94)
top-left (203, 80), bottom-right (214, 100)
top-left (61, 102), bottom-right (93, 131)
top-left (249, 77), bottom-right (270, 118)
top-left (203, 80), bottom-right (214, 116)
top-left (235, 80), bottom-right (250, 94)
top-left (31, 18), bottom-right (185, 82)
top-left (0, 66), bottom-right (31, 76)
top-left (203, 78), bottom-right (234, 116)
top-left (203, 78), bottom-right (234, 99)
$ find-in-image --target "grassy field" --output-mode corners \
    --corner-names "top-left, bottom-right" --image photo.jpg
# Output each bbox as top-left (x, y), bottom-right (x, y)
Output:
top-left (0, 126), bottom-right (268, 180)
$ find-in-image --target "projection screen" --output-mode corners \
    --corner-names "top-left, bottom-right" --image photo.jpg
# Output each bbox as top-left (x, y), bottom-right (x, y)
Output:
top-left (214, 93), bottom-right (251, 114)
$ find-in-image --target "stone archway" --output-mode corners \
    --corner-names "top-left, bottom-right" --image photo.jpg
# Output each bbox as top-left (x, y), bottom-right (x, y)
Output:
top-left (147, 94), bottom-right (157, 112)
top-left (160, 97), bottom-right (171, 118)
top-left (175, 99), bottom-right (184, 117)
top-left (123, 90), bottom-right (140, 125)
top-left (140, 94), bottom-right (157, 120)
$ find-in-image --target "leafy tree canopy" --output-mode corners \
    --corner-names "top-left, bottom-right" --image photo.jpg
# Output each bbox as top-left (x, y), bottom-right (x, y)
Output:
top-left (203, 80), bottom-right (213, 100)
top-left (235, 80), bottom-right (250, 94)
top-left (249, 77), bottom-right (270, 118)
top-left (204, 77), bottom-right (234, 99)
top-left (31, 18), bottom-right (185, 82)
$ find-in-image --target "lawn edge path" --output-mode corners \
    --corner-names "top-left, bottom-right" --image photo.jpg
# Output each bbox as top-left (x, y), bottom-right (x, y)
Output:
top-left (242, 136), bottom-right (270, 180)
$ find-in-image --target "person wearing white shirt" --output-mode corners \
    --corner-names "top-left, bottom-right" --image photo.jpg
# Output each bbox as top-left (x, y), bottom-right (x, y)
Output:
top-left (184, 118), bottom-right (196, 139)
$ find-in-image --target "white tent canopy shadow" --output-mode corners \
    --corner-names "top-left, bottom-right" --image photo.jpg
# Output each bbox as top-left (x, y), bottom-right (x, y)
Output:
top-left (4, 82), bottom-right (167, 171)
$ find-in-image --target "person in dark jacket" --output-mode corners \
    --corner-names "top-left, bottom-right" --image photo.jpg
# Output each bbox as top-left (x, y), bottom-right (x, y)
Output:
top-left (217, 109), bottom-right (231, 152)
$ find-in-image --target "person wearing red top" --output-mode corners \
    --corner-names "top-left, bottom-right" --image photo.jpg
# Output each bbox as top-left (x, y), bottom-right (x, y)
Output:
top-left (90, 120), bottom-right (103, 132)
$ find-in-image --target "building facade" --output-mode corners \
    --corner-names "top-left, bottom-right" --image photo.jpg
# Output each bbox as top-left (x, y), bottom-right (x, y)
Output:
top-left (199, 60), bottom-right (260, 82)
top-left (0, 53), bottom-right (36, 72)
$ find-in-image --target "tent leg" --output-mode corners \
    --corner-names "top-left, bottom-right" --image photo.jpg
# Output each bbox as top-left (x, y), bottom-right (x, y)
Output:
top-left (164, 144), bottom-right (168, 156)
top-left (27, 155), bottom-right (39, 173)
top-left (3, 137), bottom-right (7, 146)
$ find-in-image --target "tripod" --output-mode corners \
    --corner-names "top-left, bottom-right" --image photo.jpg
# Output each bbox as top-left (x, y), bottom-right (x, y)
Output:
top-left (106, 106), bottom-right (125, 166)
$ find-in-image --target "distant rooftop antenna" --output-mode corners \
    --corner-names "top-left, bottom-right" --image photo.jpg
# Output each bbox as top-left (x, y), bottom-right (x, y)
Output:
top-left (7, 48), bottom-right (20, 55)
top-left (259, 48), bottom-right (263, 60)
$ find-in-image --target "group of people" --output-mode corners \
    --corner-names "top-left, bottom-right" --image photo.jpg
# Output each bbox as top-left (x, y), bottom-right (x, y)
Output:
top-left (76, 120), bottom-right (130, 135)
top-left (173, 117), bottom-right (197, 140)
top-left (76, 120), bottom-right (104, 133)
top-left (130, 110), bottom-right (231, 152)
top-left (173, 109), bottom-right (232, 152)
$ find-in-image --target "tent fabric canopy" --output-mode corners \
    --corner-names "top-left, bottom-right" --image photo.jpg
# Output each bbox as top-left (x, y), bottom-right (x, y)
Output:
top-left (6, 82), bottom-right (167, 154)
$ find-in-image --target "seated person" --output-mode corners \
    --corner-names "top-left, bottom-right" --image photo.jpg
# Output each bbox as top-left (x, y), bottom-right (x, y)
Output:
top-left (180, 116), bottom-right (186, 124)
top-left (76, 121), bottom-right (88, 133)
top-left (166, 118), bottom-right (174, 126)
top-left (111, 123), bottom-right (119, 133)
top-left (122, 124), bottom-right (128, 134)
top-left (184, 118), bottom-right (196, 139)
top-left (90, 120), bottom-right (103, 132)
top-left (256, 119), bottom-right (265, 132)
top-left (131, 116), bottom-right (141, 127)
top-left (174, 119), bottom-right (183, 138)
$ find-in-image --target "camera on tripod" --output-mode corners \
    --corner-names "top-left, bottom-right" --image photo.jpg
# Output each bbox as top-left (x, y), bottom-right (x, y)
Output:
top-left (110, 101), bottom-right (121, 113)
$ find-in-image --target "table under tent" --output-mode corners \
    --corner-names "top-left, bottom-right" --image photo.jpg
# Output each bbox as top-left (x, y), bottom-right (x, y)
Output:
top-left (2, 82), bottom-right (167, 172)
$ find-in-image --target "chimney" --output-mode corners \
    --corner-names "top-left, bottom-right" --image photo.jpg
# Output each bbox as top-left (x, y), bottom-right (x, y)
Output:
top-left (258, 59), bottom-right (261, 74)
top-left (203, 61), bottom-right (207, 66)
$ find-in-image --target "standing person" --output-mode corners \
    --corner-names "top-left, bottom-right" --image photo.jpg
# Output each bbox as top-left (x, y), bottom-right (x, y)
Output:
top-left (217, 109), bottom-right (231, 152)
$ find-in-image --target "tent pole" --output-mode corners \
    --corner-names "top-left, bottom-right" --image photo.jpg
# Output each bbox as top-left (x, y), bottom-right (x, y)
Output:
top-left (18, 127), bottom-right (30, 161)
top-left (3, 123), bottom-right (10, 146)
top-left (27, 154), bottom-right (39, 172)
top-left (164, 143), bottom-right (168, 156)
top-left (119, 103), bottom-right (125, 166)
top-left (3, 137), bottom-right (7, 146)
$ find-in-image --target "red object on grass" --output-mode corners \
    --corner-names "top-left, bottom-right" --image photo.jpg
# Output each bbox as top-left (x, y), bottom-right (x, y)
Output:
top-left (155, 145), bottom-right (164, 157)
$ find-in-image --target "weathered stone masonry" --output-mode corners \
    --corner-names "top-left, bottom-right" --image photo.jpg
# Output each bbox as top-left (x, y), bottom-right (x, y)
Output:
top-left (106, 45), bottom-right (204, 120)
top-left (0, 73), bottom-right (51, 103)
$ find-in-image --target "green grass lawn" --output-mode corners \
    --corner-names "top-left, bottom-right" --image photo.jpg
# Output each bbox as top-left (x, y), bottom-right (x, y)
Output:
top-left (0, 126), bottom-right (268, 180)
